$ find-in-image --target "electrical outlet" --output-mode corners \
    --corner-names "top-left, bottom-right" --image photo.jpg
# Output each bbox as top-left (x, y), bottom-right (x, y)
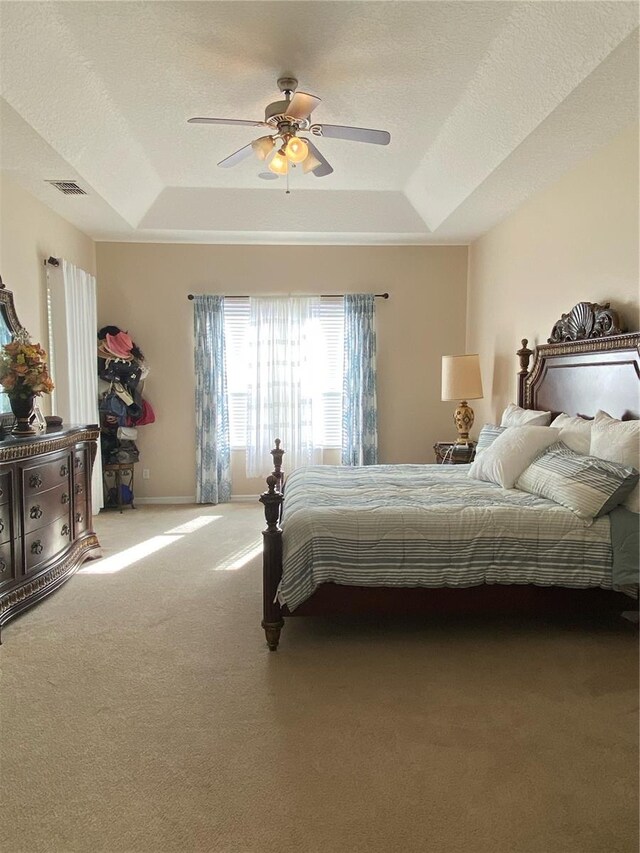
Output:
top-left (142, 468), bottom-right (150, 480)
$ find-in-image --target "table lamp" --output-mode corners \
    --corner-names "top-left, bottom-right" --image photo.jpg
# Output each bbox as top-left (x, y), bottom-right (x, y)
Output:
top-left (441, 354), bottom-right (483, 444)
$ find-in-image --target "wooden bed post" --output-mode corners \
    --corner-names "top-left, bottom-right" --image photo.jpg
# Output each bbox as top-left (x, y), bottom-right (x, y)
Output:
top-left (270, 438), bottom-right (284, 495)
top-left (259, 440), bottom-right (285, 650)
top-left (517, 338), bottom-right (533, 407)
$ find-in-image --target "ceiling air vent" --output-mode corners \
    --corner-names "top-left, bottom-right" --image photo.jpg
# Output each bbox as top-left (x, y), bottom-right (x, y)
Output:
top-left (46, 180), bottom-right (87, 195)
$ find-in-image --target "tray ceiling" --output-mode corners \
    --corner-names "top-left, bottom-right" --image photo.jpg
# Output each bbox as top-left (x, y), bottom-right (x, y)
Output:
top-left (1, 1), bottom-right (637, 245)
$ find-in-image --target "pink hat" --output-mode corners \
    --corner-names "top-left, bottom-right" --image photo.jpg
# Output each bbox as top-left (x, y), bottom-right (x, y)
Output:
top-left (105, 331), bottom-right (134, 359)
top-left (98, 342), bottom-right (132, 362)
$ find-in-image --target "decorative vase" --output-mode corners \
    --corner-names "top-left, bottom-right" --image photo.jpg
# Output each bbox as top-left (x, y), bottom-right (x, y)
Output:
top-left (9, 392), bottom-right (36, 436)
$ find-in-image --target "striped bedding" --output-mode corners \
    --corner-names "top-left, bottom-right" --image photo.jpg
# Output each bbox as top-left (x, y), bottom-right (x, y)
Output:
top-left (278, 463), bottom-right (619, 611)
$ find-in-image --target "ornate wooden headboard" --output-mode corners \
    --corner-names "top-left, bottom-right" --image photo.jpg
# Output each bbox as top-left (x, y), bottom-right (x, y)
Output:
top-left (517, 301), bottom-right (640, 420)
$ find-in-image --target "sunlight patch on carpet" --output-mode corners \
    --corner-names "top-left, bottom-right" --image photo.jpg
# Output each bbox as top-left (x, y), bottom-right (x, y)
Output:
top-left (164, 515), bottom-right (221, 534)
top-left (78, 535), bottom-right (183, 574)
top-left (213, 541), bottom-right (262, 571)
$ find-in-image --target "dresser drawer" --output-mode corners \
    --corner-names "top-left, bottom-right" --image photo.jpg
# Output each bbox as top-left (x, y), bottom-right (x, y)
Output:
top-left (0, 470), bottom-right (10, 507)
top-left (0, 501), bottom-right (12, 545)
top-left (25, 519), bottom-right (72, 574)
top-left (73, 477), bottom-right (87, 504)
top-left (22, 452), bottom-right (71, 497)
top-left (23, 483), bottom-right (71, 536)
top-left (74, 499), bottom-right (90, 536)
top-left (0, 539), bottom-right (16, 588)
top-left (74, 447), bottom-right (88, 478)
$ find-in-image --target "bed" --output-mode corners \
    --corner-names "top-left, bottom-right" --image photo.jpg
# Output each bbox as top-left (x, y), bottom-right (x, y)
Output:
top-left (259, 301), bottom-right (640, 650)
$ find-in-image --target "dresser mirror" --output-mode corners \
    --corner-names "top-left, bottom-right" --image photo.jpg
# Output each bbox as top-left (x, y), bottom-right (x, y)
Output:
top-left (0, 276), bottom-right (29, 420)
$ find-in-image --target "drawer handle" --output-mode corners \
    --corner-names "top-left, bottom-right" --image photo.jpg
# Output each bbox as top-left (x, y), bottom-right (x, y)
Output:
top-left (0, 559), bottom-right (5, 573)
top-left (61, 524), bottom-right (70, 537)
top-left (29, 505), bottom-right (43, 520)
top-left (0, 488), bottom-right (3, 498)
top-left (60, 464), bottom-right (69, 477)
top-left (75, 458), bottom-right (83, 470)
top-left (75, 483), bottom-right (83, 495)
top-left (75, 512), bottom-right (84, 524)
top-left (0, 519), bottom-right (4, 534)
top-left (29, 474), bottom-right (43, 489)
top-left (61, 493), bottom-right (70, 505)
top-left (31, 540), bottom-right (43, 556)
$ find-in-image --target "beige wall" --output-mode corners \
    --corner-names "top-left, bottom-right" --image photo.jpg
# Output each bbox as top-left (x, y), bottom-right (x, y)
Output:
top-left (0, 174), bottom-right (96, 345)
top-left (95, 244), bottom-right (468, 498)
top-left (467, 124), bottom-right (639, 426)
top-left (9, 119), bottom-right (636, 502)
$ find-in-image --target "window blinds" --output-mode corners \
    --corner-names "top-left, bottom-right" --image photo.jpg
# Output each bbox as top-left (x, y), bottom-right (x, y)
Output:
top-left (223, 297), bottom-right (344, 448)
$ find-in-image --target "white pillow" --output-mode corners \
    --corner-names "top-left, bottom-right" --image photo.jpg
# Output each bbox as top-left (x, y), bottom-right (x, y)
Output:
top-left (468, 425), bottom-right (561, 489)
top-left (500, 403), bottom-right (552, 428)
top-left (474, 424), bottom-right (507, 459)
top-left (590, 410), bottom-right (639, 513)
top-left (550, 413), bottom-right (593, 456)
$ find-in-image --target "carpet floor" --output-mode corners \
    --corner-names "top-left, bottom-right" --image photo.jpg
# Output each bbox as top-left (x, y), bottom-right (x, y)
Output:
top-left (0, 503), bottom-right (637, 853)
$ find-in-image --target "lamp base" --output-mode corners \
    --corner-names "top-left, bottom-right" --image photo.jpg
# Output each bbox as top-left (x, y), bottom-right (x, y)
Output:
top-left (454, 401), bottom-right (474, 444)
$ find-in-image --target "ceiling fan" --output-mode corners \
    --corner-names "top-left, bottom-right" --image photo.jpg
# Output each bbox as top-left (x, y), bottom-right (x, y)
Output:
top-left (187, 77), bottom-right (391, 179)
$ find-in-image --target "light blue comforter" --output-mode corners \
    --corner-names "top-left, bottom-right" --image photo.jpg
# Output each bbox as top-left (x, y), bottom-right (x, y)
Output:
top-left (279, 464), bottom-right (627, 611)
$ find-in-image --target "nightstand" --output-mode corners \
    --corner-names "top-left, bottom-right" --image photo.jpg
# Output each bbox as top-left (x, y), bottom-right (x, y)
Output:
top-left (434, 441), bottom-right (476, 465)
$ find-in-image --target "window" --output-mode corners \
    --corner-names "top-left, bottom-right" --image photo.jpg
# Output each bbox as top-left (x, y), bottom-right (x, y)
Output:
top-left (224, 297), bottom-right (344, 448)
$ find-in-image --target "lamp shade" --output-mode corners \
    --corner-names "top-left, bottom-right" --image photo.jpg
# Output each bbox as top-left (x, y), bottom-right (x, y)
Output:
top-left (302, 150), bottom-right (322, 174)
top-left (285, 136), bottom-right (309, 163)
top-left (251, 135), bottom-right (275, 161)
top-left (441, 354), bottom-right (483, 402)
top-left (268, 150), bottom-right (289, 175)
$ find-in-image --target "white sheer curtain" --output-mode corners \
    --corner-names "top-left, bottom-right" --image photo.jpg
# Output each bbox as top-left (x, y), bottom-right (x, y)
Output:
top-left (246, 296), bottom-right (323, 477)
top-left (47, 260), bottom-right (103, 512)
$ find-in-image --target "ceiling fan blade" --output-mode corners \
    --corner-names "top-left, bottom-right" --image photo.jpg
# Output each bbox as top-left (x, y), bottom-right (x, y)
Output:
top-left (312, 124), bottom-right (391, 145)
top-left (188, 117), bottom-right (266, 127)
top-left (304, 140), bottom-right (333, 177)
top-left (217, 143), bottom-right (254, 168)
top-left (286, 92), bottom-right (321, 120)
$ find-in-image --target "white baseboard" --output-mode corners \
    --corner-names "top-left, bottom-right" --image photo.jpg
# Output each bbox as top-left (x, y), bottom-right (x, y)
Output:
top-left (134, 495), bottom-right (259, 505)
top-left (135, 496), bottom-right (196, 505)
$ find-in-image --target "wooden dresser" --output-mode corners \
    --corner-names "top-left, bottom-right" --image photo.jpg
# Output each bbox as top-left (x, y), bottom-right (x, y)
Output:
top-left (0, 425), bottom-right (101, 638)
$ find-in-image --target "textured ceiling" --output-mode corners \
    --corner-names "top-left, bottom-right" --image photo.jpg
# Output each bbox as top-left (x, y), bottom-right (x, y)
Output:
top-left (0, 1), bottom-right (638, 244)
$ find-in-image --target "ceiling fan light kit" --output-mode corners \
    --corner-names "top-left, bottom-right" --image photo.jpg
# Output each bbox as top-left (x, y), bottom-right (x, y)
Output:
top-left (302, 150), bottom-right (322, 174)
top-left (284, 136), bottom-right (309, 164)
top-left (251, 135), bottom-right (275, 161)
top-left (188, 77), bottom-right (391, 188)
top-left (268, 150), bottom-right (289, 176)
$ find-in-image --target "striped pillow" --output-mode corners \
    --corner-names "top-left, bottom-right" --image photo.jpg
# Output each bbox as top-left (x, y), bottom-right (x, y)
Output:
top-left (515, 442), bottom-right (639, 520)
top-left (475, 424), bottom-right (507, 459)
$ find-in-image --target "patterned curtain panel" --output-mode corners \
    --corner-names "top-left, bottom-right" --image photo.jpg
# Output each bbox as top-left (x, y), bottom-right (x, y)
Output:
top-left (342, 293), bottom-right (378, 466)
top-left (193, 295), bottom-right (231, 503)
top-left (246, 296), bottom-right (322, 477)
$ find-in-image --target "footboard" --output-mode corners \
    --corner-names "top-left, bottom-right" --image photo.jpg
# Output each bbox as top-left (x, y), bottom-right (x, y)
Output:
top-left (259, 440), bottom-right (285, 650)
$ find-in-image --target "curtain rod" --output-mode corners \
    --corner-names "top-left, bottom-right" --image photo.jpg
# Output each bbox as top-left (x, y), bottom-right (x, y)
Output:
top-left (187, 292), bottom-right (389, 301)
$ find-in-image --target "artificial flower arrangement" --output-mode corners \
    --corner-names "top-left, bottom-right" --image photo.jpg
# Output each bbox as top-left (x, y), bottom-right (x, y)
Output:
top-left (0, 336), bottom-right (55, 400)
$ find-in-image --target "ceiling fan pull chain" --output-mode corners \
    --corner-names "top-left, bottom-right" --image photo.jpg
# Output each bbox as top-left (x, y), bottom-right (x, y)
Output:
top-left (286, 168), bottom-right (290, 195)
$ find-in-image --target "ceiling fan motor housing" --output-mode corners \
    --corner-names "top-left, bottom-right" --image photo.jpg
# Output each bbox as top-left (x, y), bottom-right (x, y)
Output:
top-left (264, 99), bottom-right (292, 123)
top-left (264, 101), bottom-right (309, 131)
top-left (265, 78), bottom-right (310, 129)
